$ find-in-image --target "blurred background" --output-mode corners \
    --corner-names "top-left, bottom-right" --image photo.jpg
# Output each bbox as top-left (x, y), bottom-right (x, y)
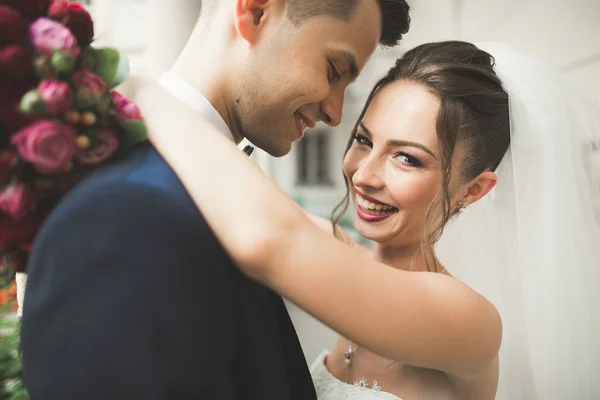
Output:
top-left (84, 0), bottom-right (600, 363)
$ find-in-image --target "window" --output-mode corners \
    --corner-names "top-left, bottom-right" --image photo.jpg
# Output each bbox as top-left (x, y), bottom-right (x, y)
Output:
top-left (296, 130), bottom-right (333, 186)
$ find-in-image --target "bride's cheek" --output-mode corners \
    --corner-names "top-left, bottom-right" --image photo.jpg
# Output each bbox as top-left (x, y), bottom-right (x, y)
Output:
top-left (343, 149), bottom-right (361, 178)
top-left (387, 168), bottom-right (440, 209)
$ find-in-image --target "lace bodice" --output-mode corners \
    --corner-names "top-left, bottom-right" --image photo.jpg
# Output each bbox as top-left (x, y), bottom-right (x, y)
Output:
top-left (310, 351), bottom-right (403, 400)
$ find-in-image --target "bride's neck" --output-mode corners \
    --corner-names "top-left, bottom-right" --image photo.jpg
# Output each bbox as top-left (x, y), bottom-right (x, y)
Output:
top-left (372, 242), bottom-right (440, 273)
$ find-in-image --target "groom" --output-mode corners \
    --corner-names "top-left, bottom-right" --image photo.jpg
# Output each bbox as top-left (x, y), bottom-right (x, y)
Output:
top-left (20, 0), bottom-right (410, 398)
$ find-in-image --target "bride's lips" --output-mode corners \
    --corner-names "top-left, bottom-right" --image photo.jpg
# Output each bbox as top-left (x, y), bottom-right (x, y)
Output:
top-left (355, 192), bottom-right (399, 223)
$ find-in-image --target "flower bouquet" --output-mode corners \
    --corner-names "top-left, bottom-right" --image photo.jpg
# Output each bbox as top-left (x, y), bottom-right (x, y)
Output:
top-left (0, 1), bottom-right (147, 397)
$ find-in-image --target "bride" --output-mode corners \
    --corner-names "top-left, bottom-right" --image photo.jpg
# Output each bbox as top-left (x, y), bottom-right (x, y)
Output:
top-left (126, 41), bottom-right (600, 399)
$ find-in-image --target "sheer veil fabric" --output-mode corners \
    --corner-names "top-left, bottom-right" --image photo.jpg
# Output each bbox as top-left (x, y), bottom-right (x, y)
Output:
top-left (436, 42), bottom-right (600, 399)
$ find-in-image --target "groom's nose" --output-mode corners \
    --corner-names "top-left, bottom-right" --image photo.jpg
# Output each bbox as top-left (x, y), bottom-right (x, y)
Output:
top-left (320, 86), bottom-right (344, 127)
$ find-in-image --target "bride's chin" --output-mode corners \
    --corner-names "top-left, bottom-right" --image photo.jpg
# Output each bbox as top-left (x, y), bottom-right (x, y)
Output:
top-left (354, 221), bottom-right (410, 247)
top-left (354, 226), bottom-right (388, 243)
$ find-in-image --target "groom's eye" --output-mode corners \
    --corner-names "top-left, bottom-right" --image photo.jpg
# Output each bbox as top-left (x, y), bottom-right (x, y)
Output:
top-left (328, 59), bottom-right (342, 82)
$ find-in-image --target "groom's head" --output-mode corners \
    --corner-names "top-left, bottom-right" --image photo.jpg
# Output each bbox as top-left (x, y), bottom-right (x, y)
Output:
top-left (194, 0), bottom-right (410, 156)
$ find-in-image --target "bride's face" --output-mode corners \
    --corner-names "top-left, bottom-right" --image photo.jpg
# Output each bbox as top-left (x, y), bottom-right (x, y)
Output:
top-left (343, 80), bottom-right (445, 246)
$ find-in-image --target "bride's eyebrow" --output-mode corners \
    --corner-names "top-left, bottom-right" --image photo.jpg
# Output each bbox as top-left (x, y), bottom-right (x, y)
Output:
top-left (359, 122), bottom-right (437, 159)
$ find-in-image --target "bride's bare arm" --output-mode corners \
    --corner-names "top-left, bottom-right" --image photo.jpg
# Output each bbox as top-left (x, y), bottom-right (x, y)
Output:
top-left (128, 77), bottom-right (502, 379)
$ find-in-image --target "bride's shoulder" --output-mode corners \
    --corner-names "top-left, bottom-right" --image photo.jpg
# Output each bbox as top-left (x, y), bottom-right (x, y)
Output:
top-left (305, 212), bottom-right (357, 248)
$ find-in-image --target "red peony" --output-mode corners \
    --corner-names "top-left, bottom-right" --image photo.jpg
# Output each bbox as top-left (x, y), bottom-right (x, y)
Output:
top-left (11, 120), bottom-right (77, 174)
top-left (72, 69), bottom-right (107, 94)
top-left (0, 205), bottom-right (48, 254)
top-left (111, 91), bottom-right (142, 122)
top-left (0, 44), bottom-right (33, 80)
top-left (71, 69), bottom-right (107, 110)
top-left (0, 183), bottom-right (35, 221)
top-left (0, 150), bottom-right (18, 185)
top-left (75, 129), bottom-right (119, 166)
top-left (0, 0), bottom-right (52, 20)
top-left (0, 5), bottom-right (28, 46)
top-left (48, 1), bottom-right (94, 46)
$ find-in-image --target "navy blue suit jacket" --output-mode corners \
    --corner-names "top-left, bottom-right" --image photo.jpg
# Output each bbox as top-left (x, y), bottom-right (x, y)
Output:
top-left (20, 143), bottom-right (317, 400)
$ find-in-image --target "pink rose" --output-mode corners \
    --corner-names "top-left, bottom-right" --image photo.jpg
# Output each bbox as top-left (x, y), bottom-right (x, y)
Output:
top-left (110, 91), bottom-right (142, 121)
top-left (11, 120), bottom-right (77, 174)
top-left (38, 79), bottom-right (73, 115)
top-left (20, 79), bottom-right (73, 116)
top-left (0, 183), bottom-right (34, 220)
top-left (29, 17), bottom-right (80, 59)
top-left (0, 6), bottom-right (28, 46)
top-left (48, 1), bottom-right (94, 46)
top-left (75, 129), bottom-right (119, 166)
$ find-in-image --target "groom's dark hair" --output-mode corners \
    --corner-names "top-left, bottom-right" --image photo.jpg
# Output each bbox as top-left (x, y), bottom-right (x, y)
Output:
top-left (200, 0), bottom-right (411, 47)
top-left (286, 0), bottom-right (411, 47)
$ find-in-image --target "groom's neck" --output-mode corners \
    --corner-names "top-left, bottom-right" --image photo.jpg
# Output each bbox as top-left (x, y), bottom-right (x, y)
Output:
top-left (170, 33), bottom-right (245, 144)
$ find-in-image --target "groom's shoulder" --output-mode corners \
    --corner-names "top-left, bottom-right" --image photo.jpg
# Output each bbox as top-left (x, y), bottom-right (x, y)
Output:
top-left (58, 142), bottom-right (199, 218)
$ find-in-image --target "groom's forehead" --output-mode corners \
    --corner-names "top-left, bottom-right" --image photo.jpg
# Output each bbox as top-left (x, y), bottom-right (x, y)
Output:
top-left (293, 7), bottom-right (381, 71)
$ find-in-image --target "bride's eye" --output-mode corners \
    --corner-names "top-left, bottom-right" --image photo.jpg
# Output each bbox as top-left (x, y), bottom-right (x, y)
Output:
top-left (394, 152), bottom-right (422, 167)
top-left (353, 133), bottom-right (372, 148)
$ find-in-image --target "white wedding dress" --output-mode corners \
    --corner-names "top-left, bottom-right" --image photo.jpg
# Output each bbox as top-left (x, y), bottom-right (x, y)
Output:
top-left (310, 351), bottom-right (403, 400)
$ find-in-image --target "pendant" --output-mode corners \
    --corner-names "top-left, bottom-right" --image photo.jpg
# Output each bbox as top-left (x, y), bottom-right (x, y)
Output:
top-left (344, 339), bottom-right (354, 365)
top-left (344, 350), bottom-right (352, 365)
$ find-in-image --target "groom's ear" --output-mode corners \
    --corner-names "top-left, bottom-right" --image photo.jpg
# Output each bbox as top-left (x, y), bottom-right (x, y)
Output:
top-left (234, 0), bottom-right (281, 45)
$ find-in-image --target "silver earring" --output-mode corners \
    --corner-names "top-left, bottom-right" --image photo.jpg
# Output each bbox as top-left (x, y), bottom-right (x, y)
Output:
top-left (457, 201), bottom-right (468, 213)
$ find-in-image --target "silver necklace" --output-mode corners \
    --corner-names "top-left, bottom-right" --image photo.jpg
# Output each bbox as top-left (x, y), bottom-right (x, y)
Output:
top-left (344, 339), bottom-right (358, 365)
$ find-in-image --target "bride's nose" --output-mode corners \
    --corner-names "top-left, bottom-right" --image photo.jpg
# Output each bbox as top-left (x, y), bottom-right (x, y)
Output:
top-left (352, 155), bottom-right (386, 191)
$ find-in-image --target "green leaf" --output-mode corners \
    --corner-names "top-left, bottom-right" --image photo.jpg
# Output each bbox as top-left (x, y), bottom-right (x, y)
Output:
top-left (90, 47), bottom-right (130, 89)
top-left (19, 90), bottom-right (45, 116)
top-left (51, 51), bottom-right (76, 75)
top-left (120, 120), bottom-right (148, 148)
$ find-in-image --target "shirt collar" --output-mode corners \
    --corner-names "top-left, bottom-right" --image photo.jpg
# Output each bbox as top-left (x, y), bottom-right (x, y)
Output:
top-left (159, 71), bottom-right (234, 142)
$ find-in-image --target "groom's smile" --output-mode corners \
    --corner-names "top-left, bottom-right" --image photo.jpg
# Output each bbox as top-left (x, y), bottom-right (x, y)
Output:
top-left (293, 110), bottom-right (317, 140)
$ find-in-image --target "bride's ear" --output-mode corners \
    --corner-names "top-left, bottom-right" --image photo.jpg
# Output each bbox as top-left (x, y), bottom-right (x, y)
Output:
top-left (458, 171), bottom-right (498, 207)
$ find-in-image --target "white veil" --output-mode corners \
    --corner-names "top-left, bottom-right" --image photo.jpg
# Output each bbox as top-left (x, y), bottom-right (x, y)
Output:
top-left (436, 42), bottom-right (600, 399)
